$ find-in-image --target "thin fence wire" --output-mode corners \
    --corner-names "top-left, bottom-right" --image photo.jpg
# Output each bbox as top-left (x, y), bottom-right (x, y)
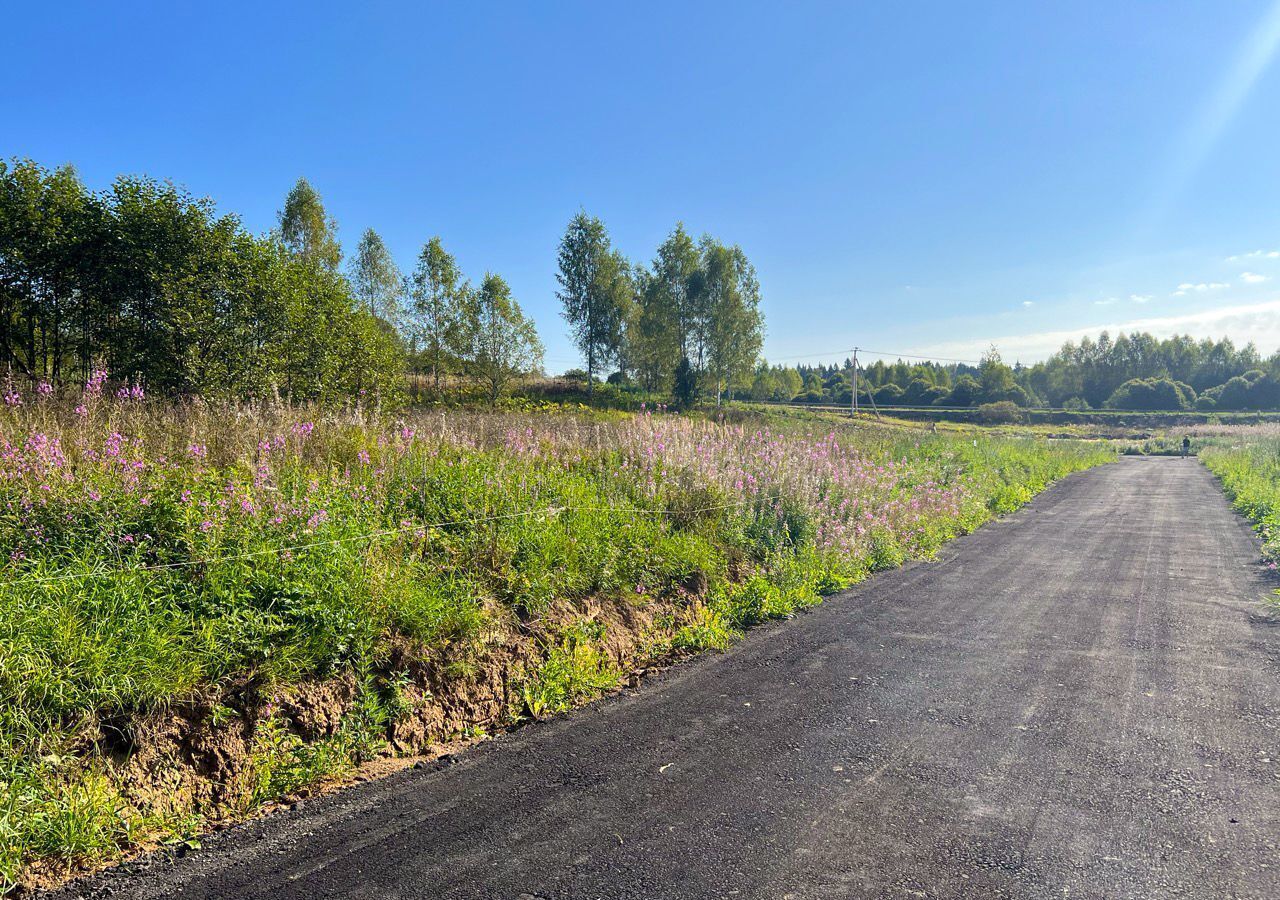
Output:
top-left (0, 498), bottom-right (762, 589)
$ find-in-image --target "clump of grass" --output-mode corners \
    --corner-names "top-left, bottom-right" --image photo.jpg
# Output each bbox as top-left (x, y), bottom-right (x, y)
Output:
top-left (518, 621), bottom-right (622, 719)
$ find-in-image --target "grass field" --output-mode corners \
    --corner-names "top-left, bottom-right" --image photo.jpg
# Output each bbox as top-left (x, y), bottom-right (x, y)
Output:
top-left (0, 387), bottom-right (1114, 890)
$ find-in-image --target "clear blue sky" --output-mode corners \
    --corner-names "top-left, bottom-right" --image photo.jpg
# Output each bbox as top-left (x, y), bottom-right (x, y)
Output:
top-left (7, 1), bottom-right (1280, 369)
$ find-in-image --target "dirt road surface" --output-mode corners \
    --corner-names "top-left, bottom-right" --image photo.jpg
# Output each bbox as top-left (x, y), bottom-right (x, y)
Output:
top-left (49, 458), bottom-right (1280, 898)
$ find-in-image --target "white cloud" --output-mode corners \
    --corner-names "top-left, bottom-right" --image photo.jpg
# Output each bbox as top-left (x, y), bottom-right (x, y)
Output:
top-left (1094, 298), bottom-right (1117, 306)
top-left (1130, 294), bottom-right (1154, 304)
top-left (1241, 271), bottom-right (1269, 284)
top-left (1227, 250), bottom-right (1280, 262)
top-left (1173, 281), bottom-right (1229, 296)
top-left (909, 299), bottom-right (1280, 364)
top-left (1022, 300), bottom-right (1034, 308)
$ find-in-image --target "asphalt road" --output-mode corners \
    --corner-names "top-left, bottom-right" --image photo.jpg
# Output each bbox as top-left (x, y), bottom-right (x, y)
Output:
top-left (50, 457), bottom-right (1280, 899)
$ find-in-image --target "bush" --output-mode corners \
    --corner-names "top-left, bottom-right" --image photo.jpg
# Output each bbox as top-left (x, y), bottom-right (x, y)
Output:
top-left (874, 383), bottom-right (905, 405)
top-left (976, 401), bottom-right (1024, 424)
top-left (939, 375), bottom-right (980, 407)
top-left (1105, 377), bottom-right (1194, 411)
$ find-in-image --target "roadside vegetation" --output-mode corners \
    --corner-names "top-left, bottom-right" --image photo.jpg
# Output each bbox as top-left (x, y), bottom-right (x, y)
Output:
top-left (0, 383), bottom-right (1112, 891)
top-left (1199, 425), bottom-right (1280, 566)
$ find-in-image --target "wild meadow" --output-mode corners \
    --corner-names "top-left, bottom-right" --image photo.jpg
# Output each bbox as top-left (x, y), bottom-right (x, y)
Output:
top-left (0, 379), bottom-right (1113, 890)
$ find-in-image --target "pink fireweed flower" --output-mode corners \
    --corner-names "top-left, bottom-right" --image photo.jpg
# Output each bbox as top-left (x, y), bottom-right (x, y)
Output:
top-left (357, 450), bottom-right (371, 465)
top-left (84, 369), bottom-right (108, 396)
top-left (3, 389), bottom-right (21, 407)
top-left (36, 381), bottom-right (52, 396)
top-left (188, 443), bottom-right (207, 460)
top-left (74, 404), bottom-right (88, 417)
top-left (199, 520), bottom-right (214, 532)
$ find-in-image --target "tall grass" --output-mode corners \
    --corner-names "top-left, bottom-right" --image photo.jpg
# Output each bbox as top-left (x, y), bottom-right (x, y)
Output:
top-left (0, 381), bottom-right (1112, 890)
top-left (1201, 434), bottom-right (1280, 564)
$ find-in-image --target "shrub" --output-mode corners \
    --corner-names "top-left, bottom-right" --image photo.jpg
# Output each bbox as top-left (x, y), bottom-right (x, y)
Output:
top-left (976, 401), bottom-right (1024, 424)
top-left (1104, 377), bottom-right (1194, 411)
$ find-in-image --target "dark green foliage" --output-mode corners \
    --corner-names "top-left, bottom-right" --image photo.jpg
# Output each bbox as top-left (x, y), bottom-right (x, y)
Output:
top-left (1023, 330), bottom-right (1268, 408)
top-left (465, 274), bottom-right (544, 405)
top-left (875, 382), bottom-right (905, 404)
top-left (673, 356), bottom-right (698, 408)
top-left (976, 401), bottom-right (1023, 424)
top-left (0, 159), bottom-right (402, 400)
top-left (1198, 370), bottom-right (1280, 410)
top-left (1104, 377), bottom-right (1196, 410)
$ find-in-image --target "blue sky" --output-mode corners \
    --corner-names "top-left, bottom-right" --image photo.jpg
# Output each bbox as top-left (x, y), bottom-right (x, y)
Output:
top-left (6, 1), bottom-right (1280, 370)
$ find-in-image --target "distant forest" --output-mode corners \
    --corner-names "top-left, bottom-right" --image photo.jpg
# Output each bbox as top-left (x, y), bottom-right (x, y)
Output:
top-left (768, 333), bottom-right (1278, 411)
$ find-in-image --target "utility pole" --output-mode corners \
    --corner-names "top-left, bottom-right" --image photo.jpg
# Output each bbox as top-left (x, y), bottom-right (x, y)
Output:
top-left (851, 348), bottom-right (858, 418)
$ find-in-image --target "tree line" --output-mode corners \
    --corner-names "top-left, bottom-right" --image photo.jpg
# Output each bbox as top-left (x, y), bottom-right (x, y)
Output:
top-left (19, 156), bottom-right (1267, 413)
top-left (0, 160), bottom-right (402, 400)
top-left (749, 352), bottom-right (1031, 409)
top-left (1, 158), bottom-right (769, 407)
top-left (0, 160), bottom-right (545, 403)
top-left (761, 332), bottom-right (1280, 412)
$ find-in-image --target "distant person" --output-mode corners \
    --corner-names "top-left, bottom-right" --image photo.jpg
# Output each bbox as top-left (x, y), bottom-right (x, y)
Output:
top-left (1182, 436), bottom-right (1190, 458)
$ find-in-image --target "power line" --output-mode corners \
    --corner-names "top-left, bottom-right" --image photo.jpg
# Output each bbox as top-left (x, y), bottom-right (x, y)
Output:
top-left (853, 348), bottom-right (985, 366)
top-left (763, 347), bottom-right (985, 366)
top-left (765, 348), bottom-right (857, 362)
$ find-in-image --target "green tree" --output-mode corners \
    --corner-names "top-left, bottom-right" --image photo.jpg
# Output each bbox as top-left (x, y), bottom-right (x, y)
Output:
top-left (557, 212), bottom-right (627, 396)
top-left (651, 224), bottom-right (704, 367)
top-left (978, 348), bottom-right (1031, 405)
top-left (407, 236), bottom-right (465, 392)
top-left (0, 159), bottom-right (90, 380)
top-left (673, 356), bottom-right (698, 409)
top-left (462, 274), bottom-right (544, 405)
top-left (278, 177), bottom-right (341, 270)
top-left (701, 240), bottom-right (763, 402)
top-left (0, 159), bottom-right (401, 401)
top-left (349, 228), bottom-right (402, 324)
top-left (629, 265), bottom-right (680, 392)
top-left (1104, 377), bottom-right (1194, 410)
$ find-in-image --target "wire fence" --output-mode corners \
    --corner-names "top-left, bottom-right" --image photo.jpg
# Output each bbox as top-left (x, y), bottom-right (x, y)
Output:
top-left (0, 497), bottom-right (764, 590)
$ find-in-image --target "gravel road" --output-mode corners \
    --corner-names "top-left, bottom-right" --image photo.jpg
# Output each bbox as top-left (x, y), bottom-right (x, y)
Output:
top-left (48, 457), bottom-right (1280, 899)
